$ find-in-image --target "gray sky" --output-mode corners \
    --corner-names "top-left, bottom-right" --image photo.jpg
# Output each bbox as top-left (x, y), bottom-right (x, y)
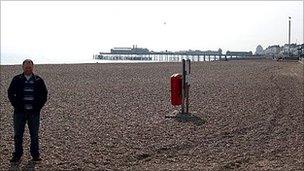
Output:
top-left (1, 1), bottom-right (303, 64)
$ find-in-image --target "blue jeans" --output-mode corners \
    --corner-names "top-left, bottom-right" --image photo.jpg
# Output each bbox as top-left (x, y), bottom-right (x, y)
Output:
top-left (13, 110), bottom-right (40, 158)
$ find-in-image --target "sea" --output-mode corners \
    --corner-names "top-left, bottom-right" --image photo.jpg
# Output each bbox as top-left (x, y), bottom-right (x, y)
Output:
top-left (1, 56), bottom-right (219, 65)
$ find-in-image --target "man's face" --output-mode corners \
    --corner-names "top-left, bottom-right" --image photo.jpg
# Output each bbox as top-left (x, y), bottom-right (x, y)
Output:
top-left (23, 63), bottom-right (34, 75)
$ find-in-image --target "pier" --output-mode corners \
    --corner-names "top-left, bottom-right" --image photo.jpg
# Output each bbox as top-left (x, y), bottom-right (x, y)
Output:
top-left (94, 46), bottom-right (254, 62)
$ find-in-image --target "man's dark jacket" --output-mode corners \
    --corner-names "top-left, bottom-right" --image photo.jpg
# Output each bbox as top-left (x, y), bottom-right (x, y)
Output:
top-left (8, 73), bottom-right (48, 113)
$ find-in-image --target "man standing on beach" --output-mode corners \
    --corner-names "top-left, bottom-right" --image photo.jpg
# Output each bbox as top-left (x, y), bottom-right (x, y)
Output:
top-left (7, 59), bottom-right (48, 162)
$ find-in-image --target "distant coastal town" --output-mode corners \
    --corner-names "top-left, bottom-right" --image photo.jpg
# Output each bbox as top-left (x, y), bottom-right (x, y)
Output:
top-left (256, 43), bottom-right (304, 60)
top-left (94, 44), bottom-right (304, 62)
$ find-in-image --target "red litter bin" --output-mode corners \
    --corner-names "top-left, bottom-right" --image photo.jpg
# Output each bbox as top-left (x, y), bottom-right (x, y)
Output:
top-left (171, 73), bottom-right (182, 106)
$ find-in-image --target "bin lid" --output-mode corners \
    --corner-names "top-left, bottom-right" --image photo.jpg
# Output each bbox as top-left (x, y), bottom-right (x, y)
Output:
top-left (171, 73), bottom-right (182, 78)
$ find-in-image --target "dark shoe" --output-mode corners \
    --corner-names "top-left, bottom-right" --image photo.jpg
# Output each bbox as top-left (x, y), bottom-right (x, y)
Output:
top-left (31, 156), bottom-right (42, 162)
top-left (10, 156), bottom-right (21, 163)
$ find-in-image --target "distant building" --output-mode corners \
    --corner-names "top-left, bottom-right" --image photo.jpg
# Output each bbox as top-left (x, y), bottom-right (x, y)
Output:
top-left (226, 51), bottom-right (253, 56)
top-left (299, 44), bottom-right (304, 60)
top-left (255, 45), bottom-right (263, 55)
top-left (110, 45), bottom-right (149, 54)
top-left (283, 43), bottom-right (301, 56)
top-left (258, 43), bottom-right (304, 60)
top-left (218, 48), bottom-right (222, 55)
top-left (263, 45), bottom-right (281, 57)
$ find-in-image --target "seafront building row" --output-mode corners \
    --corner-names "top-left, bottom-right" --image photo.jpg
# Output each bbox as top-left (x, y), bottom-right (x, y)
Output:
top-left (255, 43), bottom-right (304, 60)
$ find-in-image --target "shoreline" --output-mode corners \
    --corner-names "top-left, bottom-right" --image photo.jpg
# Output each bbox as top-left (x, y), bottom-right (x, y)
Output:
top-left (1, 58), bottom-right (277, 66)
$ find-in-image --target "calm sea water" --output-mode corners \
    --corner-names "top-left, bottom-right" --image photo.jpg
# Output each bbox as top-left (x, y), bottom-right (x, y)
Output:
top-left (1, 56), bottom-right (220, 65)
top-left (0, 59), bottom-right (164, 65)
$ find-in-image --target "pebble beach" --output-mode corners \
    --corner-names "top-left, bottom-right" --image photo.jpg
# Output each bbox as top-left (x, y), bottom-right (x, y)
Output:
top-left (0, 60), bottom-right (303, 170)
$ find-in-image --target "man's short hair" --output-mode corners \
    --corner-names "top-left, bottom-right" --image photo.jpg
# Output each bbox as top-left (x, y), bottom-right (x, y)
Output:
top-left (23, 59), bottom-right (34, 65)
